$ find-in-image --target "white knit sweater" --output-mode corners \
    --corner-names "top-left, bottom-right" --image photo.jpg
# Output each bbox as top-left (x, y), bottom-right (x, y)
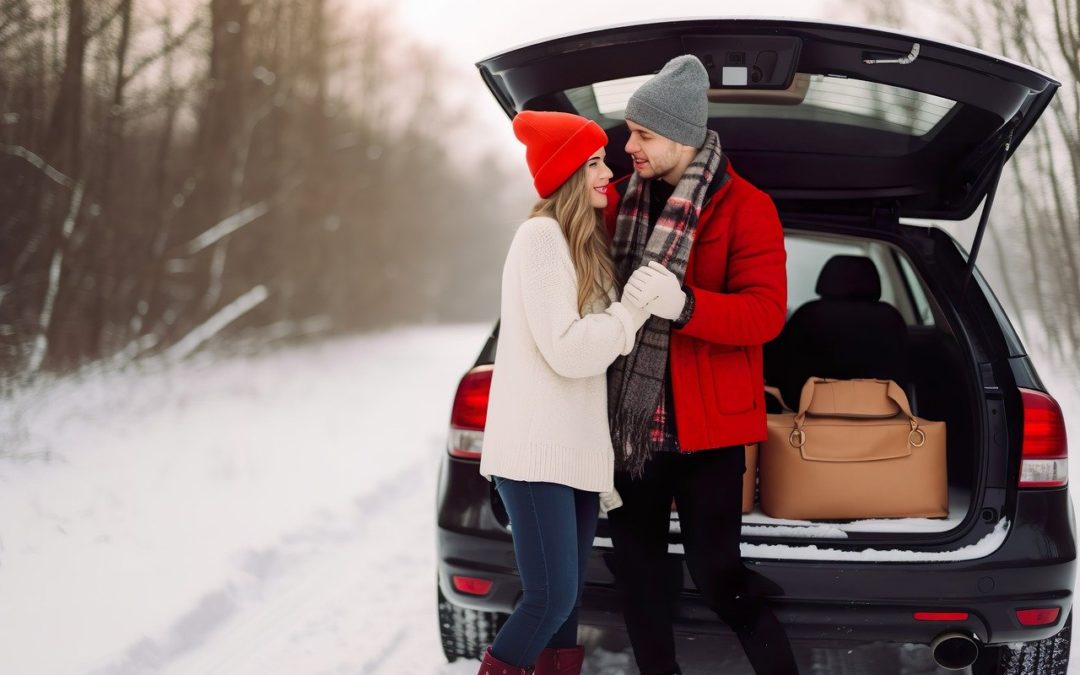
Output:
top-left (479, 217), bottom-right (643, 493)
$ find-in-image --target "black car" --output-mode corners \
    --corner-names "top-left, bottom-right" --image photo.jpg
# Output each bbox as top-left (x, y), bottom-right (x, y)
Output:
top-left (436, 19), bottom-right (1074, 674)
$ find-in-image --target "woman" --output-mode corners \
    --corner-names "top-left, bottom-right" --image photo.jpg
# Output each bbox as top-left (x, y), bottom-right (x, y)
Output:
top-left (477, 110), bottom-right (651, 675)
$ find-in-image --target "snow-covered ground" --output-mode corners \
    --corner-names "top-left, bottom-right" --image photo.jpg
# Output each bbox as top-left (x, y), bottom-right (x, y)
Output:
top-left (0, 324), bottom-right (1076, 674)
top-left (0, 326), bottom-right (491, 675)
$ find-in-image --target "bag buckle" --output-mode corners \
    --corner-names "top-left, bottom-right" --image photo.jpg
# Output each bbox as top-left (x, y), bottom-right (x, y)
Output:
top-left (909, 419), bottom-right (926, 447)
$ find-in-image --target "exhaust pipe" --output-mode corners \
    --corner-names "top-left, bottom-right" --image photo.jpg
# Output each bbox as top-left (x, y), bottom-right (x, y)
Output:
top-left (930, 632), bottom-right (981, 670)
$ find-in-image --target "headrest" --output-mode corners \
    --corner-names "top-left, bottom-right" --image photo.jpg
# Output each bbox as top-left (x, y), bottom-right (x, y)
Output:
top-left (815, 255), bottom-right (882, 301)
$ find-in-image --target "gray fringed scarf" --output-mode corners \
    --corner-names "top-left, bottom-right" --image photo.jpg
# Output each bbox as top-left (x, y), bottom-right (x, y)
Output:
top-left (608, 130), bottom-right (728, 477)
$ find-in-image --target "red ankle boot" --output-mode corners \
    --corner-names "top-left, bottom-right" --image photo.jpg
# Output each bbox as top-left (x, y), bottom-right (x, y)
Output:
top-left (533, 646), bottom-right (585, 675)
top-left (477, 647), bottom-right (533, 675)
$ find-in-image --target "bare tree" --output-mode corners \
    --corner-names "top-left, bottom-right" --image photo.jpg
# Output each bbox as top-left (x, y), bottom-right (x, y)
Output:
top-left (27, 0), bottom-right (86, 371)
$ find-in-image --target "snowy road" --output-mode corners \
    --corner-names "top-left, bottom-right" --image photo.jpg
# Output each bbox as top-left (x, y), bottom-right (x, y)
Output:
top-left (0, 325), bottom-right (1076, 674)
top-left (0, 326), bottom-right (490, 675)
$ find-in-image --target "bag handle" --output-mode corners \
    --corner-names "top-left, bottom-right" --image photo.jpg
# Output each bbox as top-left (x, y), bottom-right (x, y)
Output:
top-left (789, 378), bottom-right (925, 451)
top-left (764, 384), bottom-right (792, 412)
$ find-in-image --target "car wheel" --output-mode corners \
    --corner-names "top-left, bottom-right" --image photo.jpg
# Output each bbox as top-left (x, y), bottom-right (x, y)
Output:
top-left (973, 612), bottom-right (1072, 675)
top-left (437, 583), bottom-right (507, 661)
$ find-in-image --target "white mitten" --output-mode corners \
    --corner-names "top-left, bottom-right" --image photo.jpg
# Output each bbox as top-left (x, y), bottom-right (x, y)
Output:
top-left (619, 276), bottom-right (651, 330)
top-left (599, 488), bottom-right (624, 514)
top-left (625, 261), bottom-right (686, 320)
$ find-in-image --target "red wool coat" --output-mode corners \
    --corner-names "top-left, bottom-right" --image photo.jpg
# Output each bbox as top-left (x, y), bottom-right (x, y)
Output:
top-left (605, 162), bottom-right (787, 450)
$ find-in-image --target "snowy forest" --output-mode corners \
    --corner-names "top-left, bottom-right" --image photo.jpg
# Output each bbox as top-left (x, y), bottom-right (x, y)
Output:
top-left (0, 0), bottom-right (521, 382)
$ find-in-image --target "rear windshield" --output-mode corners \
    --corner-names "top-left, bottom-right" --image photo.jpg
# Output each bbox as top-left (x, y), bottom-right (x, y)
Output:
top-left (566, 73), bottom-right (957, 137)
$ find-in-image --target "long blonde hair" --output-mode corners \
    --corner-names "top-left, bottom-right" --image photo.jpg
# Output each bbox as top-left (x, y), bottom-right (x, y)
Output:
top-left (529, 165), bottom-right (615, 316)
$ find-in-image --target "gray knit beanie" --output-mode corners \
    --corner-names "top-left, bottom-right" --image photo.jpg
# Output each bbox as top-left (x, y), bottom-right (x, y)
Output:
top-left (625, 55), bottom-right (709, 148)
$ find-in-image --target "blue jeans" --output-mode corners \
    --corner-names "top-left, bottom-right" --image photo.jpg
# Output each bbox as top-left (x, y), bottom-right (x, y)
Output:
top-left (490, 477), bottom-right (599, 667)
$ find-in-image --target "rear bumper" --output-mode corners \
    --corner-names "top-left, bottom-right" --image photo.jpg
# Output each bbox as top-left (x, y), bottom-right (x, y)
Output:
top-left (438, 528), bottom-right (1073, 645)
top-left (437, 458), bottom-right (1076, 646)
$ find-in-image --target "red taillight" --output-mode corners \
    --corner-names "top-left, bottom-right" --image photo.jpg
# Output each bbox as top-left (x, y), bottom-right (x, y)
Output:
top-left (1019, 388), bottom-right (1069, 488)
top-left (448, 366), bottom-right (492, 459)
top-left (1015, 607), bottom-right (1061, 627)
top-left (914, 611), bottom-right (970, 621)
top-left (452, 575), bottom-right (493, 596)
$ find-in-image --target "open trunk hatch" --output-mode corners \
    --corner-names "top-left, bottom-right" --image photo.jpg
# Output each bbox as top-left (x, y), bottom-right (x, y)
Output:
top-left (477, 18), bottom-right (1059, 221)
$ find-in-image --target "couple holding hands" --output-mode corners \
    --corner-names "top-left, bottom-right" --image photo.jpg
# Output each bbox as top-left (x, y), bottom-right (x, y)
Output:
top-left (479, 55), bottom-right (798, 675)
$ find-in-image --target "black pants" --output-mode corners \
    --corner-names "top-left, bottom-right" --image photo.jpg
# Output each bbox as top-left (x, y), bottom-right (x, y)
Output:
top-left (607, 447), bottom-right (798, 675)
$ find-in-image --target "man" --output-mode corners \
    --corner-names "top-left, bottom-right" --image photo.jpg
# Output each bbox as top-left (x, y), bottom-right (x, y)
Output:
top-left (605, 54), bottom-right (798, 675)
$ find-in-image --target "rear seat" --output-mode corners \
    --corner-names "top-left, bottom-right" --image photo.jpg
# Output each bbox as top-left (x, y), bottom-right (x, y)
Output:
top-left (765, 255), bottom-right (910, 411)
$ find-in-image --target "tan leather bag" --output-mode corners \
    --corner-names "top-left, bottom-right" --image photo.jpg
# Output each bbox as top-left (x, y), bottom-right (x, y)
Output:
top-left (759, 378), bottom-right (947, 520)
top-left (741, 386), bottom-right (784, 514)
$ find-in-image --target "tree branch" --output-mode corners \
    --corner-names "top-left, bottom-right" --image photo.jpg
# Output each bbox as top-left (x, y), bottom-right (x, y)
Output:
top-left (27, 180), bottom-right (83, 372)
top-left (181, 201), bottom-right (270, 255)
top-left (162, 284), bottom-right (269, 362)
top-left (0, 3), bottom-right (62, 50)
top-left (122, 15), bottom-right (202, 87)
top-left (85, 0), bottom-right (124, 41)
top-left (1050, 0), bottom-right (1080, 81)
top-left (4, 144), bottom-right (75, 187)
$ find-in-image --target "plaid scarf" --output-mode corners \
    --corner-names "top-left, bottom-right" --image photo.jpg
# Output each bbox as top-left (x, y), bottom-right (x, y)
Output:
top-left (608, 130), bottom-right (728, 477)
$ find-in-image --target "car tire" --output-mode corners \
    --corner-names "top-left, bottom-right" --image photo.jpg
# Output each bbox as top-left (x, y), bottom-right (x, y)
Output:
top-left (973, 612), bottom-right (1072, 675)
top-left (437, 583), bottom-right (507, 662)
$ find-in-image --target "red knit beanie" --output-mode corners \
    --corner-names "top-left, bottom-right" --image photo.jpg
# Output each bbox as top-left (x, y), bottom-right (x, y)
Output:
top-left (512, 111), bottom-right (608, 198)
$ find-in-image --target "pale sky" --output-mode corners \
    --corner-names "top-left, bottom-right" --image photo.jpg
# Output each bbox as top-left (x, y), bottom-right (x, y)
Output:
top-left (392, 0), bottom-right (831, 64)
